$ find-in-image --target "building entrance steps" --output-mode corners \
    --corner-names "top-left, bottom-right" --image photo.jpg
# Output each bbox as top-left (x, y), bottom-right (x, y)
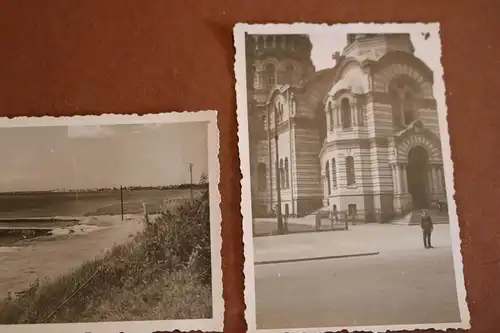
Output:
top-left (392, 209), bottom-right (450, 226)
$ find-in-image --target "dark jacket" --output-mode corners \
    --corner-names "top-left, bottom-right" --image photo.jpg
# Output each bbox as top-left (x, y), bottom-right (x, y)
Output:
top-left (421, 215), bottom-right (433, 230)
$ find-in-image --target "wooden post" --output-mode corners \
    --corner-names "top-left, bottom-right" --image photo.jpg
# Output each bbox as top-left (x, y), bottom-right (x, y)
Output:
top-left (143, 202), bottom-right (149, 224)
top-left (120, 186), bottom-right (124, 221)
top-left (189, 163), bottom-right (194, 201)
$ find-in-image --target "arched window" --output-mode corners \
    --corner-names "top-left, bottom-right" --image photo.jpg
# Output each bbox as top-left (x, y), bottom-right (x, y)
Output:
top-left (403, 90), bottom-right (415, 125)
top-left (265, 63), bottom-right (276, 88)
top-left (341, 98), bottom-right (352, 129)
top-left (284, 63), bottom-right (295, 84)
top-left (390, 84), bottom-right (418, 129)
top-left (284, 157), bottom-right (290, 188)
top-left (325, 161), bottom-right (331, 195)
top-left (346, 156), bottom-right (356, 186)
top-left (257, 163), bottom-right (267, 191)
top-left (331, 158), bottom-right (337, 188)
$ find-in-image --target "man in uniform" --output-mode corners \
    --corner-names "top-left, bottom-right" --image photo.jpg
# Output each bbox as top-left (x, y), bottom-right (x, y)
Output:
top-left (421, 209), bottom-right (434, 249)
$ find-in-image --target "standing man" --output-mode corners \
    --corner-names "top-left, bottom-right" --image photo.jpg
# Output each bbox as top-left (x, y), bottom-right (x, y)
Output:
top-left (421, 209), bottom-right (434, 249)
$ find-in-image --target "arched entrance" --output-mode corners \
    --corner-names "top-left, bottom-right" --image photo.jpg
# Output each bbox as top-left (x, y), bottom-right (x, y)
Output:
top-left (407, 146), bottom-right (429, 209)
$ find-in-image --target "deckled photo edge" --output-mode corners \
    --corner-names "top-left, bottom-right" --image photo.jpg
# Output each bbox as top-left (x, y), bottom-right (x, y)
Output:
top-left (234, 23), bottom-right (258, 333)
top-left (0, 110), bottom-right (224, 333)
top-left (235, 22), bottom-right (470, 333)
top-left (0, 110), bottom-right (218, 128)
top-left (431, 24), bottom-right (472, 329)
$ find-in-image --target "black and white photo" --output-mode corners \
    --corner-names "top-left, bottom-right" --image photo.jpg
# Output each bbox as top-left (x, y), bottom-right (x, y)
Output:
top-left (0, 111), bottom-right (223, 333)
top-left (235, 23), bottom-right (470, 332)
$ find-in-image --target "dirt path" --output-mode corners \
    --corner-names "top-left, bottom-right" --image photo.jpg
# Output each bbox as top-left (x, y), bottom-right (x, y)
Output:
top-left (0, 215), bottom-right (145, 300)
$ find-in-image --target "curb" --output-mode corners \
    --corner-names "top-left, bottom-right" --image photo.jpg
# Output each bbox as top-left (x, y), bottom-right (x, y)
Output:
top-left (255, 251), bottom-right (380, 266)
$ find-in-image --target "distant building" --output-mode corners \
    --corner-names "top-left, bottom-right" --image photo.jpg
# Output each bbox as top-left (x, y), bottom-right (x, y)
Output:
top-left (246, 33), bottom-right (447, 221)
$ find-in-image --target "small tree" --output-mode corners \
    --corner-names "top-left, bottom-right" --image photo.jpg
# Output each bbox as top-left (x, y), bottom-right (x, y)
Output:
top-left (199, 172), bottom-right (208, 185)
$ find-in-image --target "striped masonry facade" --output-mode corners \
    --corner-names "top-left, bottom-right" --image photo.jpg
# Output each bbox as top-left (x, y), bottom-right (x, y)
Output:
top-left (247, 35), bottom-right (448, 220)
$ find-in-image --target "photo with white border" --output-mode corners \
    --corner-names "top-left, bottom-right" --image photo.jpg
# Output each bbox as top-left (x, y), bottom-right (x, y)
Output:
top-left (0, 111), bottom-right (223, 333)
top-left (235, 23), bottom-right (470, 333)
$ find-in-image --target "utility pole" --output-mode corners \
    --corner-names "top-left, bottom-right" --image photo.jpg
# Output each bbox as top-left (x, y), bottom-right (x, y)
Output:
top-left (189, 163), bottom-right (194, 200)
top-left (120, 185), bottom-right (124, 221)
top-left (273, 105), bottom-right (284, 235)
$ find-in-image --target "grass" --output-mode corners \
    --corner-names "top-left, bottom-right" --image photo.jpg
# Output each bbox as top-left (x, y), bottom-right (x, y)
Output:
top-left (0, 189), bottom-right (212, 324)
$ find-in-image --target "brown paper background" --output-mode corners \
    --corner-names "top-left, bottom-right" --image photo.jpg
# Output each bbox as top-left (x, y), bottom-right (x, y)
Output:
top-left (0, 0), bottom-right (499, 332)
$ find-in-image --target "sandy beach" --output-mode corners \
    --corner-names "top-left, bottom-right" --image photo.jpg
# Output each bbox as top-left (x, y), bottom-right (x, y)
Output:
top-left (0, 214), bottom-right (145, 300)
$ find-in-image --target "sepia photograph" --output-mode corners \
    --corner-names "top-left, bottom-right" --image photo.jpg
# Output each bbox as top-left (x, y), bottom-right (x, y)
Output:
top-left (0, 111), bottom-right (223, 333)
top-left (235, 23), bottom-right (470, 332)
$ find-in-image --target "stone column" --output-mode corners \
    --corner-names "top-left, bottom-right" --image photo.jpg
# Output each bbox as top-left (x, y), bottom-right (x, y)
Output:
top-left (401, 164), bottom-right (408, 194)
top-left (358, 103), bottom-right (364, 126)
top-left (351, 99), bottom-right (358, 125)
top-left (394, 164), bottom-right (401, 194)
top-left (431, 165), bottom-right (439, 194)
top-left (325, 107), bottom-right (331, 132)
top-left (334, 106), bottom-right (340, 129)
top-left (392, 165), bottom-right (399, 194)
top-left (427, 167), bottom-right (434, 193)
top-left (436, 166), bottom-right (444, 193)
top-left (438, 166), bottom-right (445, 193)
top-left (338, 104), bottom-right (343, 129)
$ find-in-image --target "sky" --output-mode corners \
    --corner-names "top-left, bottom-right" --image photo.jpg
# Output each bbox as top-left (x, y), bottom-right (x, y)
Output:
top-left (309, 32), bottom-right (441, 76)
top-left (0, 121), bottom-right (209, 192)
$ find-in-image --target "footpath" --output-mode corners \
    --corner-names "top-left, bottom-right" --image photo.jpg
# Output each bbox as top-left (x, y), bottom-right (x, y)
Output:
top-left (253, 222), bottom-right (453, 265)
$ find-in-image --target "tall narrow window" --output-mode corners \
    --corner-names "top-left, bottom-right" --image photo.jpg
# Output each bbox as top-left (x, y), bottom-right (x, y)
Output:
top-left (257, 163), bottom-right (267, 191)
top-left (341, 98), bottom-right (352, 129)
top-left (284, 64), bottom-right (295, 84)
top-left (284, 157), bottom-right (290, 188)
top-left (265, 63), bottom-right (276, 88)
top-left (325, 161), bottom-right (331, 195)
top-left (403, 90), bottom-right (415, 125)
top-left (346, 156), bottom-right (356, 186)
top-left (331, 158), bottom-right (337, 188)
top-left (390, 90), bottom-right (402, 129)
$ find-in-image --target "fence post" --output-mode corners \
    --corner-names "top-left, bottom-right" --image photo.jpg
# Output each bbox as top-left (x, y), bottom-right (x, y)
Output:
top-left (143, 202), bottom-right (149, 224)
top-left (120, 186), bottom-right (124, 221)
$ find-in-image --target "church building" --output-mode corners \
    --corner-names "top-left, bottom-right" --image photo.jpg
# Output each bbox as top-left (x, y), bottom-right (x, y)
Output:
top-left (246, 33), bottom-right (447, 222)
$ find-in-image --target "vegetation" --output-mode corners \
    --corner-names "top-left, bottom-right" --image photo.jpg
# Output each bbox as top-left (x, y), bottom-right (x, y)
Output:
top-left (0, 188), bottom-right (212, 324)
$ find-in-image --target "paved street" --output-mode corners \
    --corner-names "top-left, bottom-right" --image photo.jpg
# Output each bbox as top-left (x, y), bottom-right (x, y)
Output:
top-left (254, 224), bottom-right (462, 329)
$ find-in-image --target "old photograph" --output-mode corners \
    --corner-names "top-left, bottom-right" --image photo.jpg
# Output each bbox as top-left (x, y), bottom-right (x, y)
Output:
top-left (235, 23), bottom-right (470, 332)
top-left (0, 111), bottom-right (223, 333)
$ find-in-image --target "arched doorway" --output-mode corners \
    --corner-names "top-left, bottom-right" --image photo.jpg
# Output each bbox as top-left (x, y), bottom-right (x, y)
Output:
top-left (407, 146), bottom-right (429, 209)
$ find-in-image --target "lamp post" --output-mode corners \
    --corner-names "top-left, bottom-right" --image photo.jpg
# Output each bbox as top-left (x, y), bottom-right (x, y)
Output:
top-left (272, 104), bottom-right (284, 235)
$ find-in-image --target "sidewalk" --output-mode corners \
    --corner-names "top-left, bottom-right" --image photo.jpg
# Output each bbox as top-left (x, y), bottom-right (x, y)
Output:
top-left (254, 223), bottom-right (453, 265)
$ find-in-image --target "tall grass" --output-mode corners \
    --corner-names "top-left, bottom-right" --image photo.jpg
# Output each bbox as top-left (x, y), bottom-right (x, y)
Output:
top-left (0, 189), bottom-right (212, 324)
